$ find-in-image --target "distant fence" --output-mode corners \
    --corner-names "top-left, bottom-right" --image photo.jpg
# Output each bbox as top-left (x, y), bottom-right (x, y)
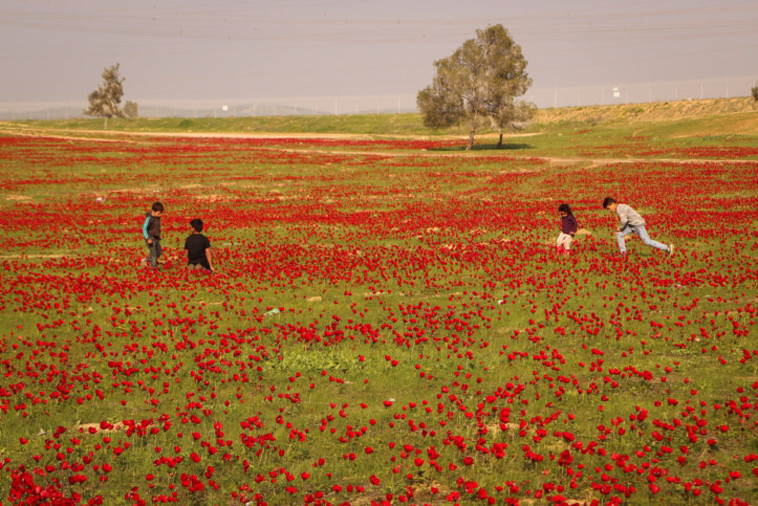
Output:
top-left (1, 76), bottom-right (755, 120)
top-left (526, 76), bottom-right (757, 109)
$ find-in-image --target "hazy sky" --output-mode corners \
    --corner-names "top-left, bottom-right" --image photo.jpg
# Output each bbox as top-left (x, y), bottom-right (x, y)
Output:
top-left (1, 0), bottom-right (756, 104)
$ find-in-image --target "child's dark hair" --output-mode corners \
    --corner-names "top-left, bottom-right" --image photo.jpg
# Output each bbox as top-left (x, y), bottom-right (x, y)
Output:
top-left (602, 197), bottom-right (616, 209)
top-left (152, 201), bottom-right (164, 213)
top-left (558, 203), bottom-right (573, 215)
top-left (190, 218), bottom-right (203, 232)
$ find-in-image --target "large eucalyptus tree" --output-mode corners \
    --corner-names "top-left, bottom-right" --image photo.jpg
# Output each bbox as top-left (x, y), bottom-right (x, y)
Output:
top-left (417, 25), bottom-right (534, 150)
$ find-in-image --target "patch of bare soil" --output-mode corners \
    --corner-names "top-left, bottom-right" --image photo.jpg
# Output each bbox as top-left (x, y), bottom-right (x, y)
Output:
top-left (72, 421), bottom-right (126, 434)
top-left (195, 194), bottom-right (228, 202)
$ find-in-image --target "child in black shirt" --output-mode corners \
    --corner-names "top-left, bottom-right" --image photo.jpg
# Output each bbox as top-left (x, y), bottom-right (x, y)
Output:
top-left (185, 218), bottom-right (214, 272)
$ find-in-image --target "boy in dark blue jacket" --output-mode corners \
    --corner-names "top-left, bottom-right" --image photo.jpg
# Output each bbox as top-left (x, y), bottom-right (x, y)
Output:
top-left (142, 201), bottom-right (164, 268)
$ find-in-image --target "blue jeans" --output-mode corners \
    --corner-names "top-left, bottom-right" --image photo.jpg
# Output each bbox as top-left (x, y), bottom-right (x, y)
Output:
top-left (617, 226), bottom-right (668, 253)
top-left (146, 238), bottom-right (162, 268)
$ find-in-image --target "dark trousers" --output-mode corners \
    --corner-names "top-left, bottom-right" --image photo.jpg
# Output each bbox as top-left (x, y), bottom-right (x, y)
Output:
top-left (146, 239), bottom-right (162, 268)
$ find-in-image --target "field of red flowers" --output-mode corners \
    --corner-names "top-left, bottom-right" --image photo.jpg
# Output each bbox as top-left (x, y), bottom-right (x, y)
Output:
top-left (1, 130), bottom-right (757, 505)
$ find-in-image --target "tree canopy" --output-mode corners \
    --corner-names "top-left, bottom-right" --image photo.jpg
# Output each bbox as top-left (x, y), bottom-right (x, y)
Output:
top-left (752, 81), bottom-right (758, 102)
top-left (417, 25), bottom-right (534, 150)
top-left (84, 64), bottom-right (126, 128)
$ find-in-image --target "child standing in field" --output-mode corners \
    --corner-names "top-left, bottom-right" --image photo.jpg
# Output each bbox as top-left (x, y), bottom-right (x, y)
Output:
top-left (602, 197), bottom-right (673, 257)
top-left (556, 203), bottom-right (578, 257)
top-left (185, 218), bottom-right (214, 273)
top-left (142, 201), bottom-right (164, 269)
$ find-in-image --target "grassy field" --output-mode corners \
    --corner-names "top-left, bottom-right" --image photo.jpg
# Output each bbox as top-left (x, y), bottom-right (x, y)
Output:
top-left (0, 101), bottom-right (757, 505)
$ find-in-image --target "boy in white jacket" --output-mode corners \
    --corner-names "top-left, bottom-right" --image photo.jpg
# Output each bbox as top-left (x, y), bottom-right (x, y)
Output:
top-left (602, 197), bottom-right (673, 257)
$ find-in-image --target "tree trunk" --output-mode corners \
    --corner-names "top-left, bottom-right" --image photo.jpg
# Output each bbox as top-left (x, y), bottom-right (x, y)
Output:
top-left (466, 127), bottom-right (476, 151)
top-left (497, 133), bottom-right (503, 149)
top-left (103, 116), bottom-right (108, 129)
